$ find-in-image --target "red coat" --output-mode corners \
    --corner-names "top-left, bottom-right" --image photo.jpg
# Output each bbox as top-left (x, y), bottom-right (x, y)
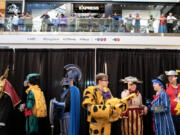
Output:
top-left (166, 83), bottom-right (180, 115)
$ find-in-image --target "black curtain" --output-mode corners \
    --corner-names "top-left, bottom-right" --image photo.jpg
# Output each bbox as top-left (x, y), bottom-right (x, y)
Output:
top-left (0, 49), bottom-right (14, 135)
top-left (12, 49), bottom-right (50, 135)
top-left (10, 49), bottom-right (95, 135)
top-left (96, 49), bottom-right (180, 135)
top-left (45, 49), bottom-right (95, 135)
top-left (1, 48), bottom-right (180, 135)
top-left (0, 49), bottom-right (13, 75)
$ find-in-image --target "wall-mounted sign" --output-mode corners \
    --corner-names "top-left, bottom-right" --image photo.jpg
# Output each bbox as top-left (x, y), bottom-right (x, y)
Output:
top-left (6, 2), bottom-right (22, 15)
top-left (0, 35), bottom-right (180, 46)
top-left (74, 3), bottom-right (104, 13)
top-left (79, 5), bottom-right (99, 11)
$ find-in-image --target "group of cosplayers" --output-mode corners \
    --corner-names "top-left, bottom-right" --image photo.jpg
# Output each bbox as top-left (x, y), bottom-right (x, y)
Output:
top-left (1, 63), bottom-right (180, 135)
top-left (81, 70), bottom-right (180, 135)
top-left (0, 67), bottom-right (47, 135)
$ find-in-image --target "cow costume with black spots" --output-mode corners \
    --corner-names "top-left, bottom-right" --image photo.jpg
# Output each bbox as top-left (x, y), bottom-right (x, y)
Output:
top-left (82, 73), bottom-right (135, 135)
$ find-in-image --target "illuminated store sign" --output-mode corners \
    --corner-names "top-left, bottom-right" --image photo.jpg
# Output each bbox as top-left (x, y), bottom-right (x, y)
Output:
top-left (74, 4), bottom-right (104, 13)
top-left (79, 5), bottom-right (99, 11)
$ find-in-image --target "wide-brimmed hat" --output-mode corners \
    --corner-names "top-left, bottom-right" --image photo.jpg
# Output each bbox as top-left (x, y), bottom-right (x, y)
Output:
top-left (120, 76), bottom-right (143, 84)
top-left (165, 70), bottom-right (178, 76)
top-left (152, 74), bottom-right (166, 89)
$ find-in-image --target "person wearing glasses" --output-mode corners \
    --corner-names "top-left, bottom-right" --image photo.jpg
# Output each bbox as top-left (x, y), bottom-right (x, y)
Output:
top-left (82, 73), bottom-right (127, 135)
top-left (120, 76), bottom-right (148, 135)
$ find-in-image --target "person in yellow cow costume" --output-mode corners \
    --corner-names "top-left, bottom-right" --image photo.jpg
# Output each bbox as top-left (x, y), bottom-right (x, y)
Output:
top-left (82, 73), bottom-right (135, 135)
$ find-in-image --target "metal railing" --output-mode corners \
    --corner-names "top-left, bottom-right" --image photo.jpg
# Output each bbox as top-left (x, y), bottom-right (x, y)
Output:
top-left (0, 17), bottom-right (180, 33)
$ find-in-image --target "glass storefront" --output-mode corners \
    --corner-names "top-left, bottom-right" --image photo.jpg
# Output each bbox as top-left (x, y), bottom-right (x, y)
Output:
top-left (1, 1), bottom-right (180, 33)
top-left (24, 2), bottom-right (180, 19)
top-left (112, 3), bottom-right (180, 18)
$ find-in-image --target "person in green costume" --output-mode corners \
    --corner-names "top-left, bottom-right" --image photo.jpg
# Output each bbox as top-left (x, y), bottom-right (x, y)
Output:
top-left (22, 73), bottom-right (47, 135)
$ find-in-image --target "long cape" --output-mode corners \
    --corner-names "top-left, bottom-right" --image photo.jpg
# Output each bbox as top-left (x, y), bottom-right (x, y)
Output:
top-left (69, 86), bottom-right (80, 135)
top-left (4, 80), bottom-right (21, 107)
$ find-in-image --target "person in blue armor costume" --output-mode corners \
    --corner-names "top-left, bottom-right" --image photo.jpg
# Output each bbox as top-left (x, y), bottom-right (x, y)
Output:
top-left (50, 64), bottom-right (81, 135)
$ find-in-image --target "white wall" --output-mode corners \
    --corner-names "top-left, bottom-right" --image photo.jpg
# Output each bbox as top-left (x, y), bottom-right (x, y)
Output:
top-left (0, 33), bottom-right (180, 49)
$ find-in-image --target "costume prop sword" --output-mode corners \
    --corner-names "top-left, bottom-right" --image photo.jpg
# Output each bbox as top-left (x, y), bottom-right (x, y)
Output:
top-left (104, 62), bottom-right (107, 75)
top-left (49, 99), bottom-right (54, 135)
top-left (49, 98), bottom-right (66, 135)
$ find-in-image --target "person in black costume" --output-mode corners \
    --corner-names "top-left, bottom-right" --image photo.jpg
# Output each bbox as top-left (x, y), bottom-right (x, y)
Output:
top-left (0, 67), bottom-right (21, 135)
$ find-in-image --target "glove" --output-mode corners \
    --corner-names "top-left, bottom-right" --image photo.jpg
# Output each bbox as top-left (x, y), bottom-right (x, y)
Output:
top-left (0, 122), bottom-right (5, 127)
top-left (18, 103), bottom-right (25, 112)
top-left (145, 99), bottom-right (152, 110)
